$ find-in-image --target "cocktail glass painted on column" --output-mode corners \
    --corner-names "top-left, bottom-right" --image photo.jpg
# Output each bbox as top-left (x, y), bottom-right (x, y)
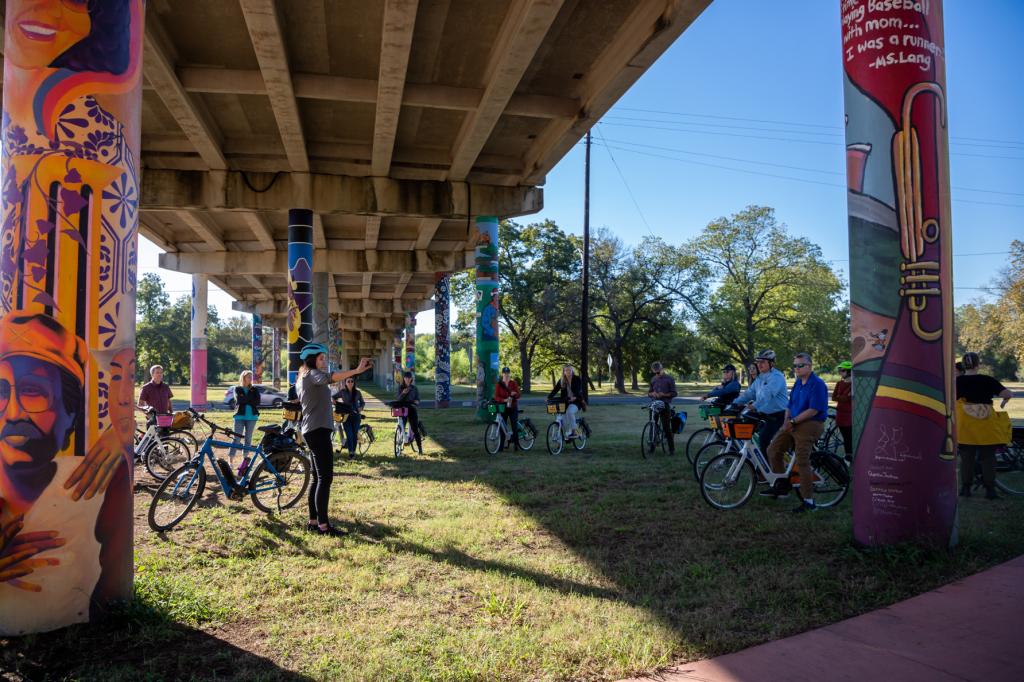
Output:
top-left (0, 0), bottom-right (145, 634)
top-left (839, 0), bottom-right (956, 547)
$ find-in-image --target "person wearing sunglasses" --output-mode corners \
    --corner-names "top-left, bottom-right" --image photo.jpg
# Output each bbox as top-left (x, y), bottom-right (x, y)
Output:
top-left (760, 353), bottom-right (829, 512)
top-left (333, 377), bottom-right (365, 458)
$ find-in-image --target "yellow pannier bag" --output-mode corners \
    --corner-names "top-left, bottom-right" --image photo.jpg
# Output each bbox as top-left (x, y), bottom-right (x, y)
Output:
top-left (956, 399), bottom-right (1011, 446)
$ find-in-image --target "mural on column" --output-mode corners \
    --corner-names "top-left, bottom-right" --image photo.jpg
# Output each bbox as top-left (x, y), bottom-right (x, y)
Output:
top-left (0, 0), bottom-right (144, 634)
top-left (287, 211), bottom-right (313, 388)
top-left (839, 0), bottom-right (956, 546)
top-left (251, 314), bottom-right (263, 384)
top-left (327, 314), bottom-right (342, 371)
top-left (434, 273), bottom-right (451, 408)
top-left (474, 216), bottom-right (500, 420)
top-left (404, 313), bottom-right (416, 372)
top-left (190, 275), bottom-right (207, 408)
top-left (271, 327), bottom-right (281, 390)
top-left (393, 332), bottom-right (402, 386)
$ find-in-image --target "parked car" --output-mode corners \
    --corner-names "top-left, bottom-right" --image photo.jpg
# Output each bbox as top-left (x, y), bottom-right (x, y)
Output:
top-left (223, 385), bottom-right (287, 409)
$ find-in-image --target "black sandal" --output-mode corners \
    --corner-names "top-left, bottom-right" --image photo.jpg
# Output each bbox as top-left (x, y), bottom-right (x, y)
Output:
top-left (317, 525), bottom-right (348, 537)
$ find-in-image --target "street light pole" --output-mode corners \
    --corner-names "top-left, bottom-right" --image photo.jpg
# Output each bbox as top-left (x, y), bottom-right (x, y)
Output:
top-left (581, 130), bottom-right (591, 399)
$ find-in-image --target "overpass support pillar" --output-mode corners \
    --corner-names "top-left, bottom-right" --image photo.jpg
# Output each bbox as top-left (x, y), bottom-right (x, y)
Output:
top-left (312, 271), bottom-right (329, 351)
top-left (474, 217), bottom-right (500, 420)
top-left (288, 209), bottom-right (314, 389)
top-left (252, 314), bottom-right (264, 383)
top-left (191, 275), bottom-right (209, 409)
top-left (404, 314), bottom-right (416, 374)
top-left (840, 0), bottom-right (956, 547)
top-left (272, 327), bottom-right (282, 389)
top-left (435, 274), bottom-right (451, 408)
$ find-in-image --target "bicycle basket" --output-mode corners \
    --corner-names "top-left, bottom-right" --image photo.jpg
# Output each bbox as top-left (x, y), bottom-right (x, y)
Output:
top-left (282, 401), bottom-right (301, 421)
top-left (722, 418), bottom-right (757, 440)
top-left (392, 407), bottom-right (408, 417)
top-left (699, 404), bottom-right (722, 420)
top-left (487, 401), bottom-right (506, 414)
top-left (155, 413), bottom-right (174, 428)
top-left (333, 412), bottom-right (347, 423)
top-left (546, 402), bottom-right (564, 414)
top-left (170, 411), bottom-right (193, 429)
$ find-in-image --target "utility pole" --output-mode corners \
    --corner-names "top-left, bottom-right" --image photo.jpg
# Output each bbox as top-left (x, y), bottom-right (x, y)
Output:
top-left (581, 130), bottom-right (591, 399)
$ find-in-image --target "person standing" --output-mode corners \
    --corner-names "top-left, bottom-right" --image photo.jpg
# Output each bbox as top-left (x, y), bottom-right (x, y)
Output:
top-left (335, 377), bottom-right (365, 458)
top-left (832, 361), bottom-right (853, 461)
top-left (956, 352), bottom-right (1013, 499)
top-left (137, 365), bottom-right (173, 424)
top-left (229, 371), bottom-right (260, 474)
top-left (731, 350), bottom-right (789, 450)
top-left (647, 361), bottom-right (678, 454)
top-left (395, 371), bottom-right (423, 450)
top-left (548, 365), bottom-right (586, 439)
top-left (296, 344), bottom-right (372, 536)
top-left (494, 367), bottom-right (522, 450)
top-left (761, 353), bottom-right (829, 512)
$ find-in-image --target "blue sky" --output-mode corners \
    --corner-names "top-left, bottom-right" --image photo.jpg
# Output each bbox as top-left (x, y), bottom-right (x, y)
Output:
top-left (138, 0), bottom-right (1023, 333)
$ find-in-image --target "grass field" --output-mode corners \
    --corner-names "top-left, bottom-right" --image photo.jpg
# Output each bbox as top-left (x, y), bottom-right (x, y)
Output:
top-left (4, 403), bottom-right (1024, 681)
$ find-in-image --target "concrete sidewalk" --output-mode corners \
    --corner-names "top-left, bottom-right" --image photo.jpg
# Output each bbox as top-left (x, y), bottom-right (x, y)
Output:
top-left (624, 555), bottom-right (1024, 682)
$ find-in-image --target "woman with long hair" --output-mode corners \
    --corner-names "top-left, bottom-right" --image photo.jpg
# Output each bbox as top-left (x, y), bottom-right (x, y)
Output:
top-left (296, 344), bottom-right (372, 536)
top-left (395, 371), bottom-right (422, 451)
top-left (334, 376), bottom-right (365, 458)
top-left (547, 364), bottom-right (586, 438)
top-left (229, 370), bottom-right (260, 472)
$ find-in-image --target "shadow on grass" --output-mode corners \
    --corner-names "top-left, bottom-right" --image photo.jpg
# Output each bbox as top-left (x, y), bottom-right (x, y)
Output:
top-left (1, 596), bottom-right (312, 682)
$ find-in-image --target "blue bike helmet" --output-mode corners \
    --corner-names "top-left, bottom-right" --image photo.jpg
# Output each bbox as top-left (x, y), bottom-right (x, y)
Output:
top-left (299, 343), bottom-right (328, 360)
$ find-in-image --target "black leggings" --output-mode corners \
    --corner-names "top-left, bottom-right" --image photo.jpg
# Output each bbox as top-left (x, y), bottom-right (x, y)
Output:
top-left (839, 425), bottom-right (853, 457)
top-left (304, 428), bottom-right (334, 525)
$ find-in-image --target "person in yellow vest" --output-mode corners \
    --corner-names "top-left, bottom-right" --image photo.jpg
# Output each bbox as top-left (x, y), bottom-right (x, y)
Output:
top-left (956, 352), bottom-right (1013, 499)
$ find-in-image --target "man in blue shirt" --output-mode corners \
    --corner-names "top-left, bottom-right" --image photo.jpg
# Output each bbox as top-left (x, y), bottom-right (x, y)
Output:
top-left (761, 352), bottom-right (829, 512)
top-left (731, 350), bottom-right (789, 451)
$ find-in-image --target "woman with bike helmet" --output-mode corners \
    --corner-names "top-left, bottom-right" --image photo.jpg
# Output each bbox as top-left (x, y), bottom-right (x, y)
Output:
top-left (395, 371), bottom-right (423, 451)
top-left (297, 344), bottom-right (373, 535)
top-left (956, 352), bottom-right (1013, 499)
top-left (832, 361), bottom-right (853, 460)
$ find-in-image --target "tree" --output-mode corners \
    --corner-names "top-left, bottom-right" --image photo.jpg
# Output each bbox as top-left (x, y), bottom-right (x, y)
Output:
top-left (589, 229), bottom-right (674, 393)
top-left (653, 205), bottom-right (846, 369)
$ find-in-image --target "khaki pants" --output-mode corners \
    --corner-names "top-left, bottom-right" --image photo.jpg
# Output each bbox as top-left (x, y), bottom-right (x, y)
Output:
top-left (767, 420), bottom-right (824, 497)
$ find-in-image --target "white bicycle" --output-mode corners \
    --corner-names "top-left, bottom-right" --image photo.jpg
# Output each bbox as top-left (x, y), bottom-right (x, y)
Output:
top-left (545, 401), bottom-right (590, 455)
top-left (483, 401), bottom-right (537, 454)
top-left (134, 413), bottom-right (192, 481)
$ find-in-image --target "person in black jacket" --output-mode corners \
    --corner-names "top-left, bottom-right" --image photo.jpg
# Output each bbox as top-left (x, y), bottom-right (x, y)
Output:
top-left (229, 370), bottom-right (260, 468)
top-left (333, 377), bottom-right (365, 457)
top-left (395, 371), bottom-right (422, 450)
top-left (547, 365), bottom-right (586, 438)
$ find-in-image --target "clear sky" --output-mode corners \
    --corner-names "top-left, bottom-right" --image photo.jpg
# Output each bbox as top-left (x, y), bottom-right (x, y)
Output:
top-left (138, 0), bottom-right (1023, 335)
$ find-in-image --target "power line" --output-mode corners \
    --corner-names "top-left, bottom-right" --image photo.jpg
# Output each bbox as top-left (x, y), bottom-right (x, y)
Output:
top-left (615, 106), bottom-right (843, 130)
top-left (593, 128), bottom-right (656, 238)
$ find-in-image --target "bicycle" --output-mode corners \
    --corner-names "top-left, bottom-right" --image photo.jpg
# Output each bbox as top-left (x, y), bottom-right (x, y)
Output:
top-left (685, 402), bottom-right (728, 465)
top-left (699, 416), bottom-right (849, 510)
top-left (641, 401), bottom-right (668, 458)
top-left (483, 401), bottom-right (537, 454)
top-left (390, 402), bottom-right (423, 456)
top-left (148, 409), bottom-right (311, 532)
top-left (967, 427), bottom-right (1024, 496)
top-left (333, 405), bottom-right (374, 456)
top-left (545, 401), bottom-right (589, 455)
top-left (133, 412), bottom-right (192, 481)
top-left (816, 408), bottom-right (843, 455)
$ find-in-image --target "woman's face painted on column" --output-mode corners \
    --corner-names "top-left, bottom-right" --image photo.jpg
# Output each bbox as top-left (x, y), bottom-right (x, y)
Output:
top-left (9, 0), bottom-right (92, 69)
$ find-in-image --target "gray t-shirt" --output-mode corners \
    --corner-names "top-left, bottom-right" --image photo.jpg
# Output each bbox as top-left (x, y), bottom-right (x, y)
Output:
top-left (297, 369), bottom-right (334, 433)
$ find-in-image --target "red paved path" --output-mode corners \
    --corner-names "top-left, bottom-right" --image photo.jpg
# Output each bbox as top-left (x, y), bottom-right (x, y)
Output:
top-left (623, 555), bottom-right (1024, 682)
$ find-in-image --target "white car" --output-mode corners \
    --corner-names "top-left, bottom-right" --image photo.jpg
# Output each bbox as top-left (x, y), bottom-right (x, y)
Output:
top-left (223, 385), bottom-right (287, 409)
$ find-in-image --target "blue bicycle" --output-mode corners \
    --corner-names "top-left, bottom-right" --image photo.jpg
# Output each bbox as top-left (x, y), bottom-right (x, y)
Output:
top-left (148, 409), bottom-right (311, 532)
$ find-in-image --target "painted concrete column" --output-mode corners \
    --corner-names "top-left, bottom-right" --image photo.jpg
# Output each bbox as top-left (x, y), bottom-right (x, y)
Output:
top-left (393, 332), bottom-right (403, 386)
top-left (404, 313), bottom-right (417, 375)
top-left (190, 275), bottom-right (208, 409)
top-left (434, 273), bottom-right (451, 408)
top-left (474, 216), bottom-right (500, 420)
top-left (0, 0), bottom-right (145, 634)
top-left (840, 0), bottom-right (956, 547)
top-left (272, 327), bottom-right (282, 389)
top-left (252, 314), bottom-right (264, 384)
top-left (312, 271), bottom-right (329, 350)
top-left (287, 209), bottom-right (314, 389)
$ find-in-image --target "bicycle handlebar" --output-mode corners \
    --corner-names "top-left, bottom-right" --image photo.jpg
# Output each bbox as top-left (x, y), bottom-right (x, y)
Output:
top-left (186, 407), bottom-right (246, 440)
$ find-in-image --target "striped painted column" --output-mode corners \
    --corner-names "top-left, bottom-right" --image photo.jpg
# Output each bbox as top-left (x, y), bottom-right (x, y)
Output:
top-left (288, 209), bottom-right (314, 388)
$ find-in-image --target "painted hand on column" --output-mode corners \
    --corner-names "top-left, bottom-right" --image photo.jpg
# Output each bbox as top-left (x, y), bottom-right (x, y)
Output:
top-left (0, 511), bottom-right (65, 592)
top-left (63, 426), bottom-right (129, 501)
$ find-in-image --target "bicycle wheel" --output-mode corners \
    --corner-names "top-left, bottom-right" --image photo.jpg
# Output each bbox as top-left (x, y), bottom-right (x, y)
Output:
top-left (143, 436), bottom-right (191, 481)
top-left (817, 425), bottom-right (841, 455)
top-left (546, 422), bottom-right (563, 455)
top-left (700, 452), bottom-right (755, 510)
top-left (518, 419), bottom-right (536, 451)
top-left (641, 422), bottom-right (656, 458)
top-left (169, 428), bottom-right (200, 453)
top-left (995, 441), bottom-right (1024, 496)
top-left (803, 450), bottom-right (850, 507)
top-left (148, 461), bottom-right (206, 532)
top-left (693, 440), bottom-right (732, 482)
top-left (572, 428), bottom-right (587, 450)
top-left (484, 422), bottom-right (502, 455)
top-left (249, 452), bottom-right (310, 513)
top-left (394, 423), bottom-right (405, 457)
top-left (357, 425), bottom-right (373, 455)
top-left (686, 428), bottom-right (719, 465)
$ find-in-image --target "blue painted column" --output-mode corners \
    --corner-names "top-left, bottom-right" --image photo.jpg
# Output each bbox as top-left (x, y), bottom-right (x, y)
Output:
top-left (404, 313), bottom-right (416, 373)
top-left (474, 217), bottom-right (500, 421)
top-left (287, 210), bottom-right (314, 389)
top-left (434, 273), bottom-right (451, 408)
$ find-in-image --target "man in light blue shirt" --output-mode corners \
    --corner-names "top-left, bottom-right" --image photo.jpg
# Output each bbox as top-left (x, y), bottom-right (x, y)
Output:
top-left (731, 349), bottom-right (789, 451)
